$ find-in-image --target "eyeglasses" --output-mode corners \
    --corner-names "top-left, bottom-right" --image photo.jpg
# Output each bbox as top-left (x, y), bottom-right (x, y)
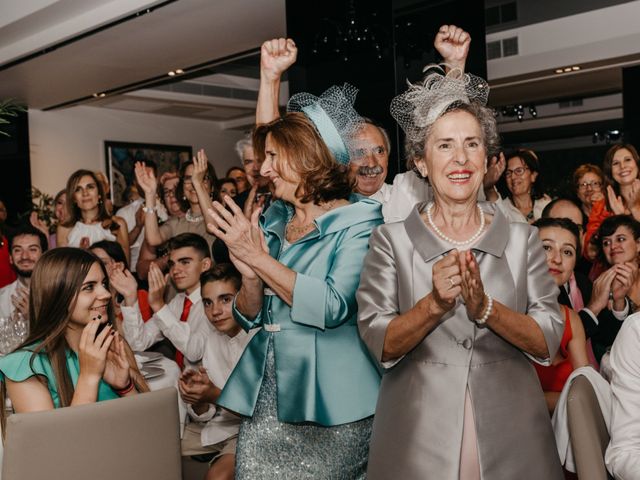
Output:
top-left (577, 180), bottom-right (602, 191)
top-left (163, 188), bottom-right (176, 198)
top-left (504, 166), bottom-right (529, 178)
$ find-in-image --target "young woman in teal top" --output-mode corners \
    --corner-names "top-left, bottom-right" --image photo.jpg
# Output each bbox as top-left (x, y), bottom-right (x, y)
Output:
top-left (207, 111), bottom-right (382, 477)
top-left (0, 248), bottom-right (145, 429)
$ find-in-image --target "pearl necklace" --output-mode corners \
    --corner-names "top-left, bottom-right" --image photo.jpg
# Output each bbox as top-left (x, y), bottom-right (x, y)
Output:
top-left (425, 202), bottom-right (485, 246)
top-left (185, 210), bottom-right (203, 223)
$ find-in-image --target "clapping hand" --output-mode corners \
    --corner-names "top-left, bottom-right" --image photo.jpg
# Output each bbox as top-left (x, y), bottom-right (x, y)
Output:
top-left (607, 185), bottom-right (627, 215)
top-left (109, 266), bottom-right (138, 306)
top-left (103, 332), bottom-right (131, 391)
top-left (178, 367), bottom-right (216, 405)
top-left (611, 261), bottom-right (638, 304)
top-left (207, 196), bottom-right (267, 279)
top-left (261, 38), bottom-right (297, 81)
top-left (78, 319), bottom-right (115, 382)
top-left (147, 262), bottom-right (168, 312)
top-left (587, 267), bottom-right (617, 315)
top-left (431, 250), bottom-right (462, 314)
top-left (458, 250), bottom-right (487, 320)
top-left (434, 25), bottom-right (470, 70)
top-left (11, 285), bottom-right (29, 317)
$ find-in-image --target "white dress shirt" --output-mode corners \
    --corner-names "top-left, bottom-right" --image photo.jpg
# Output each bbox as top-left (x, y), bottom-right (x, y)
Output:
top-left (121, 287), bottom-right (210, 363)
top-left (0, 280), bottom-right (19, 318)
top-left (605, 312), bottom-right (640, 479)
top-left (116, 198), bottom-right (167, 271)
top-left (186, 327), bottom-right (257, 446)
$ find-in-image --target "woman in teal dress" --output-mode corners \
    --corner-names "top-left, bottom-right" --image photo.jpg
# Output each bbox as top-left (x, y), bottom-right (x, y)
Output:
top-left (0, 248), bottom-right (146, 430)
top-left (207, 93), bottom-right (382, 477)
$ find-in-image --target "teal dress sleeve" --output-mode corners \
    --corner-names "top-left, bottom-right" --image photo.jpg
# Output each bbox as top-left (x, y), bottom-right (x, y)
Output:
top-left (290, 224), bottom-right (374, 330)
top-left (0, 347), bottom-right (119, 408)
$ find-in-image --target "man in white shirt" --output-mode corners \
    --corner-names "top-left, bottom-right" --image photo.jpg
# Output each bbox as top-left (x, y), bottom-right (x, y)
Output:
top-left (179, 264), bottom-right (255, 479)
top-left (121, 233), bottom-right (212, 366)
top-left (116, 159), bottom-right (168, 274)
top-left (0, 224), bottom-right (47, 319)
top-left (605, 312), bottom-right (640, 479)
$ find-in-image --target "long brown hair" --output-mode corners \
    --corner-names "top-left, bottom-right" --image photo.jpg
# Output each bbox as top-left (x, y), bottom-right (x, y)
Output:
top-left (63, 170), bottom-right (117, 230)
top-left (253, 112), bottom-right (354, 204)
top-left (0, 248), bottom-right (147, 434)
top-left (603, 144), bottom-right (640, 196)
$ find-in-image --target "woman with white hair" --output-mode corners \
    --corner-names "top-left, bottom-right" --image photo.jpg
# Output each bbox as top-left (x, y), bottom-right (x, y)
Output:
top-left (357, 66), bottom-right (565, 479)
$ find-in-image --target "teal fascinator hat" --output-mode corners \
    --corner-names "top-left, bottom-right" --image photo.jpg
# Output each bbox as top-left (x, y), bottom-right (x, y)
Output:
top-left (287, 84), bottom-right (364, 166)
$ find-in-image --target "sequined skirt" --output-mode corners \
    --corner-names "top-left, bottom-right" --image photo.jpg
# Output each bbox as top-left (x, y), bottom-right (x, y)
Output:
top-left (235, 336), bottom-right (373, 479)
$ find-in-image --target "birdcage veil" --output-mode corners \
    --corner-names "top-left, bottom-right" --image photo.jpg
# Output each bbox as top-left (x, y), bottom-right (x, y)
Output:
top-left (390, 65), bottom-right (490, 148)
top-left (287, 83), bottom-right (365, 165)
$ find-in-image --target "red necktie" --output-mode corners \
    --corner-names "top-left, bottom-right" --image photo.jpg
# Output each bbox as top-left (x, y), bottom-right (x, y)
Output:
top-left (175, 297), bottom-right (193, 369)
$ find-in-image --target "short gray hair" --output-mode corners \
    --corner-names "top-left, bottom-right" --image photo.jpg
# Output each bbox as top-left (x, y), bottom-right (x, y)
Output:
top-left (404, 101), bottom-right (500, 173)
top-left (234, 134), bottom-right (253, 161)
top-left (361, 117), bottom-right (392, 153)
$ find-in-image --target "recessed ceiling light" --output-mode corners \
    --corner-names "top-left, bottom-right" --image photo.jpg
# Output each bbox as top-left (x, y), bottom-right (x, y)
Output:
top-left (175, 69), bottom-right (184, 74)
top-left (555, 69), bottom-right (563, 74)
top-left (572, 66), bottom-right (580, 71)
top-left (563, 67), bottom-right (572, 72)
top-left (168, 71), bottom-right (176, 76)
top-left (92, 93), bottom-right (106, 98)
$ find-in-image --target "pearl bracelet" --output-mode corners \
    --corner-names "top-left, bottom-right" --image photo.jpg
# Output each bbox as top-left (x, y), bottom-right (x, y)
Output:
top-left (475, 294), bottom-right (493, 325)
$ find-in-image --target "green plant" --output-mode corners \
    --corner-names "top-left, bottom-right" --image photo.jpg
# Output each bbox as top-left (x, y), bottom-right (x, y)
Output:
top-left (0, 99), bottom-right (26, 137)
top-left (30, 187), bottom-right (56, 233)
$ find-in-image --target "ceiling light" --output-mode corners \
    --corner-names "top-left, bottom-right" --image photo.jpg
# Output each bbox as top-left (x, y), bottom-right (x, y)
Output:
top-left (563, 67), bottom-right (572, 72)
top-left (168, 71), bottom-right (176, 76)
top-left (555, 69), bottom-right (563, 74)
top-left (572, 66), bottom-right (580, 71)
top-left (175, 69), bottom-right (184, 74)
top-left (92, 93), bottom-right (106, 98)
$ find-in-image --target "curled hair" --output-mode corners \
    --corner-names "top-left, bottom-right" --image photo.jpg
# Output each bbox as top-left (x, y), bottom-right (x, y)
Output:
top-left (505, 148), bottom-right (544, 200)
top-left (533, 216), bottom-right (581, 254)
top-left (603, 144), bottom-right (640, 196)
top-left (404, 101), bottom-right (500, 174)
top-left (175, 160), bottom-right (218, 212)
top-left (595, 214), bottom-right (640, 265)
top-left (253, 112), bottom-right (354, 204)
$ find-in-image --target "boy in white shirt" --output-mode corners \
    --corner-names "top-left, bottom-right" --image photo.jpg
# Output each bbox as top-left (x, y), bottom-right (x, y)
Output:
top-left (179, 264), bottom-right (255, 480)
top-left (120, 233), bottom-right (212, 367)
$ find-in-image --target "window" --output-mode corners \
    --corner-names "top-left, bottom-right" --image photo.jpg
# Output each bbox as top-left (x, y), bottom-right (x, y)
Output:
top-left (487, 41), bottom-right (502, 60)
top-left (485, 2), bottom-right (518, 27)
top-left (502, 37), bottom-right (519, 57)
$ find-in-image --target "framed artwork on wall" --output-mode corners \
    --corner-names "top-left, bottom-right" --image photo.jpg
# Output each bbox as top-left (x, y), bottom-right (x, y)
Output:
top-left (104, 141), bottom-right (192, 208)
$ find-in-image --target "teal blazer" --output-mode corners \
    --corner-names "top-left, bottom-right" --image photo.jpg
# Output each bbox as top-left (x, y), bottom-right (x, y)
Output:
top-left (217, 195), bottom-right (383, 426)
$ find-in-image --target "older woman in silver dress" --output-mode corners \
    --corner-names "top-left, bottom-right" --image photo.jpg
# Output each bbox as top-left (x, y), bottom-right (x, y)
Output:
top-left (357, 67), bottom-right (565, 479)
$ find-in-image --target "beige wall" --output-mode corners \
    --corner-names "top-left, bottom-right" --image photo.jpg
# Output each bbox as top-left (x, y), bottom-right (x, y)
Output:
top-left (29, 105), bottom-right (245, 197)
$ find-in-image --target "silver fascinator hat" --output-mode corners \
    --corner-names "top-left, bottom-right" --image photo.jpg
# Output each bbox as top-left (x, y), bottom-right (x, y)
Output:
top-left (390, 65), bottom-right (490, 148)
top-left (287, 84), bottom-right (364, 166)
